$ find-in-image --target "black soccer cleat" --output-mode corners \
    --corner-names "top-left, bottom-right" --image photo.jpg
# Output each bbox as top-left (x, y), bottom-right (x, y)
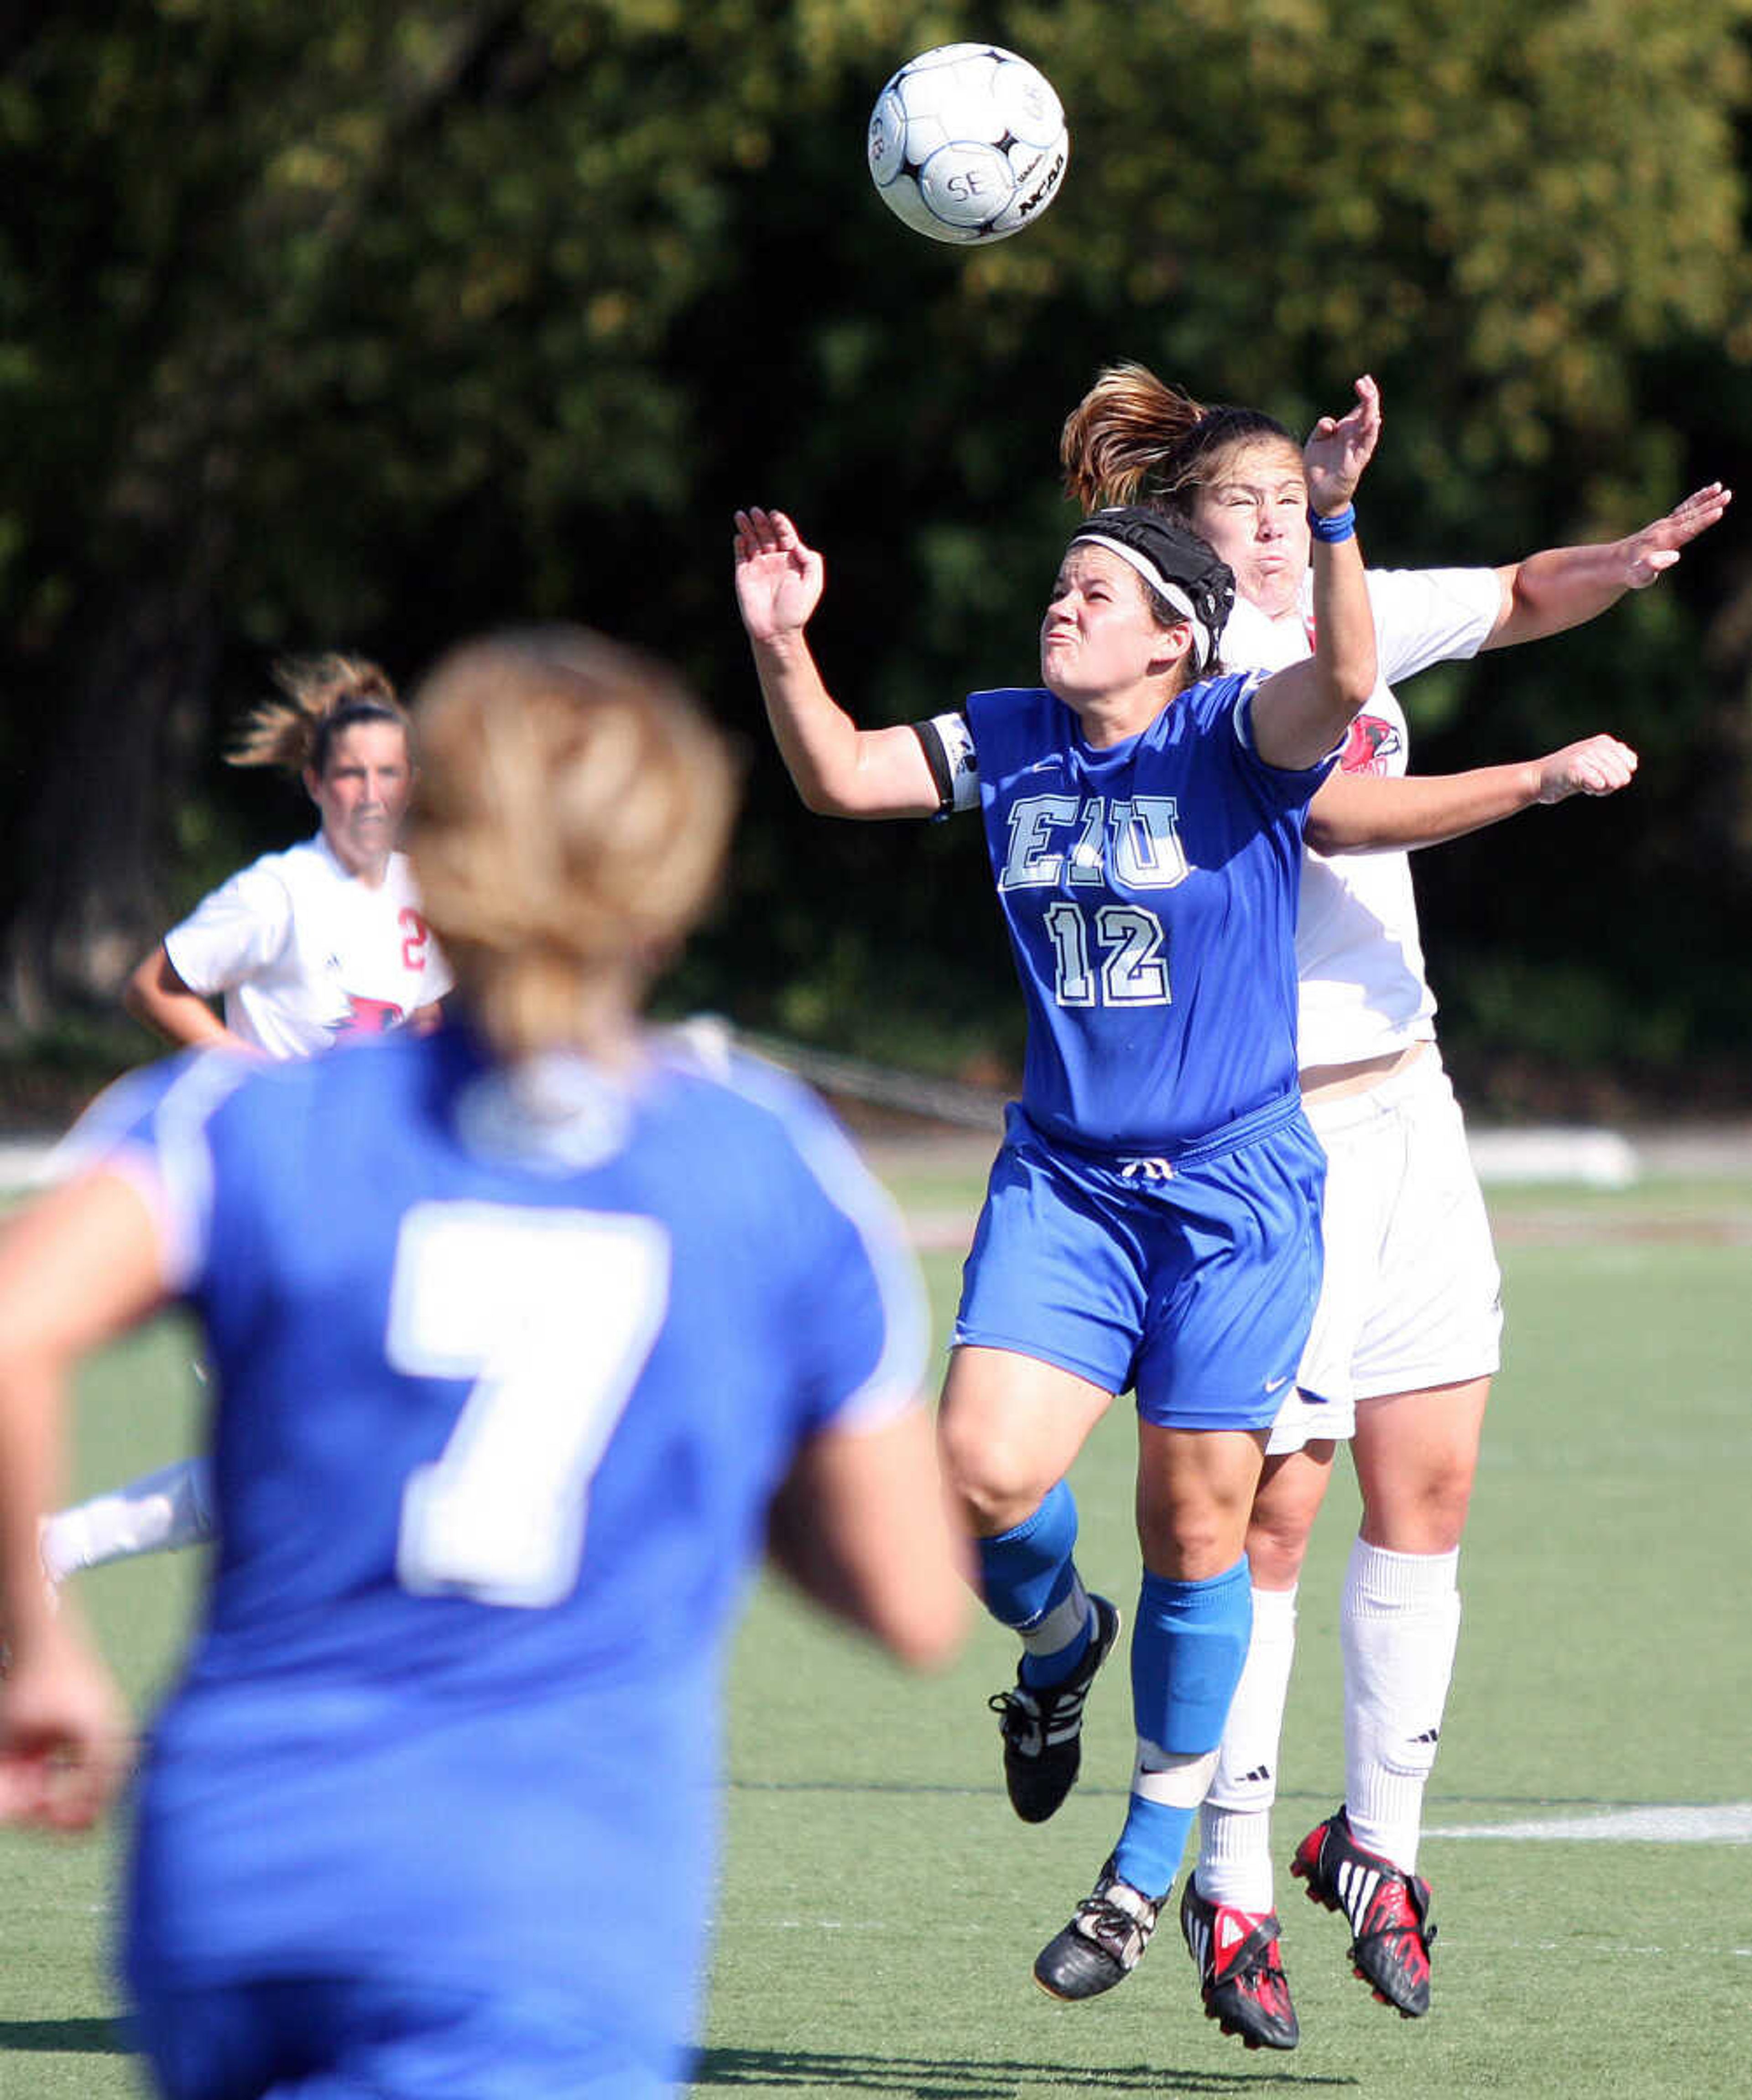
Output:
top-left (1033, 1854), bottom-right (1162, 2001)
top-left (1290, 1805), bottom-right (1435, 2017)
top-left (987, 1593), bottom-right (1120, 1824)
top-left (1178, 1879), bottom-right (1299, 2051)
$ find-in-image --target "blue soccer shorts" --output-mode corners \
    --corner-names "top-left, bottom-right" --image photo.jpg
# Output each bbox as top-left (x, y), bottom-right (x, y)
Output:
top-left (129, 1973), bottom-right (686, 2100)
top-left (953, 1099), bottom-right (1325, 1431)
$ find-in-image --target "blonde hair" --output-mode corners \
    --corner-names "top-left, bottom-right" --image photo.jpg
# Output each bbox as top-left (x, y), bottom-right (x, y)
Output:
top-left (1060, 363), bottom-right (1298, 516)
top-left (407, 627), bottom-right (740, 1060)
top-left (227, 655), bottom-right (409, 777)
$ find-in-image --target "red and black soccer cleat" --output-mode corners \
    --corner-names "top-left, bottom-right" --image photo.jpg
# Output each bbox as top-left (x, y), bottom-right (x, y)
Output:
top-left (1178, 1879), bottom-right (1299, 2050)
top-left (1290, 1805), bottom-right (1435, 2017)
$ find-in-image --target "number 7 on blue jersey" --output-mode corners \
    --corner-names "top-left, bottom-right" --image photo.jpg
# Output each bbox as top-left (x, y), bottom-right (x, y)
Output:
top-left (386, 1202), bottom-right (671, 1608)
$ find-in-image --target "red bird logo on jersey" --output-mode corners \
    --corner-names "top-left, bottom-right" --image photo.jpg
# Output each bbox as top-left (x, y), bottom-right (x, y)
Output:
top-left (1339, 714), bottom-right (1402, 776)
top-left (339, 995), bottom-right (407, 1037)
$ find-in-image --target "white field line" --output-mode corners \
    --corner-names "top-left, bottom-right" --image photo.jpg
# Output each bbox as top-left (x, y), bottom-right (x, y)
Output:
top-left (1426, 1803), bottom-right (1752, 1844)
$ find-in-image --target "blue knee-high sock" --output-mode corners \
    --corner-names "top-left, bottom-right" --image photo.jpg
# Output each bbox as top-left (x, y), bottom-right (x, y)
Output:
top-left (975, 1481), bottom-right (1091, 1685)
top-left (1112, 1558), bottom-right (1253, 1897)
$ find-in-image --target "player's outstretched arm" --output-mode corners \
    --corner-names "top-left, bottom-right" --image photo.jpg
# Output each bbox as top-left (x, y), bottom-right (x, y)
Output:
top-left (733, 507), bottom-right (942, 819)
top-left (1306, 733), bottom-right (1638, 854)
top-left (1484, 483), bottom-right (1732, 651)
top-left (0, 1172), bottom-right (165, 1829)
top-left (765, 1402), bottom-right (970, 1671)
top-left (1251, 377), bottom-right (1382, 770)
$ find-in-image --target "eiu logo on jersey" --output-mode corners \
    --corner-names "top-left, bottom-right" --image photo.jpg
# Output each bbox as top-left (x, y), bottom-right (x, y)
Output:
top-left (1000, 795), bottom-right (1189, 891)
top-left (1339, 714), bottom-right (1401, 777)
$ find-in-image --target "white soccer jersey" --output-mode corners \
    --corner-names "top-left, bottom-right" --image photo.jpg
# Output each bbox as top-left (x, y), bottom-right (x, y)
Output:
top-left (1220, 568), bottom-right (1504, 1071)
top-left (164, 834), bottom-right (453, 1059)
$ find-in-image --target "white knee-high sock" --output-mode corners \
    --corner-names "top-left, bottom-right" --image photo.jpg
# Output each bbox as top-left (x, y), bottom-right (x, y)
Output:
top-left (1194, 1584), bottom-right (1298, 1911)
top-left (1341, 1538), bottom-right (1461, 1874)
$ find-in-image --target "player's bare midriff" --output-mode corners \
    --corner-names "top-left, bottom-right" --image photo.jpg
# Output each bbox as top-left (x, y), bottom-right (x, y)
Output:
top-left (1298, 1038), bottom-right (1427, 1105)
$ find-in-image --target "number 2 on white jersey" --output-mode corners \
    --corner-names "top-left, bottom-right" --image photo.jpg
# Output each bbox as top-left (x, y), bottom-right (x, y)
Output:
top-left (387, 1201), bottom-right (671, 1608)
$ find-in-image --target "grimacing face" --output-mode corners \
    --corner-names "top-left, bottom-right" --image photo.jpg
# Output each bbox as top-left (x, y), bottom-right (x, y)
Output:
top-left (1188, 437), bottom-right (1309, 622)
top-left (1039, 545), bottom-right (1190, 711)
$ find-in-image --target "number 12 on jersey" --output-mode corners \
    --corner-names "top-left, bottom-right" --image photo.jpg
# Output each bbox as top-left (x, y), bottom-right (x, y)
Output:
top-left (387, 1201), bottom-right (671, 1608)
top-left (1043, 900), bottom-right (1171, 1008)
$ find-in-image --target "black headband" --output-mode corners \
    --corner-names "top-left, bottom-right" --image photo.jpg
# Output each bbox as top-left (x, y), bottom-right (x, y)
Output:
top-left (310, 695), bottom-right (403, 773)
top-left (1067, 507), bottom-right (1236, 671)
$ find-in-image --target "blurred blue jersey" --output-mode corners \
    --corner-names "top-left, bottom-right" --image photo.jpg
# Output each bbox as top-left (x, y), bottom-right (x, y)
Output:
top-left (84, 1024), bottom-right (926, 2075)
top-left (964, 675), bottom-right (1333, 1152)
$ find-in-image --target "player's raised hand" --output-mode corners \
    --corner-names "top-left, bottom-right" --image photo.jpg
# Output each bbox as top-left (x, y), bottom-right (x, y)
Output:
top-left (0, 1619), bottom-right (131, 1832)
top-left (733, 508), bottom-right (825, 644)
top-left (1619, 483), bottom-right (1733, 589)
top-left (1535, 733), bottom-right (1639, 804)
top-left (1304, 375), bottom-right (1382, 516)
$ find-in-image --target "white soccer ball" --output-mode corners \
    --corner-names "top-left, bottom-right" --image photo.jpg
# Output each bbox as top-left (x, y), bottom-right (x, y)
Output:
top-left (867, 43), bottom-right (1069, 247)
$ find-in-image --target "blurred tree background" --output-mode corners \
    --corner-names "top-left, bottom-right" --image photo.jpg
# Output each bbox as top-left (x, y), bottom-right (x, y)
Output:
top-left (4, 0), bottom-right (1751, 1120)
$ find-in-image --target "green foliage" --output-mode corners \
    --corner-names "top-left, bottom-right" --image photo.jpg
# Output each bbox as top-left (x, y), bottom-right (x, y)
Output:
top-left (3, 2), bottom-right (1752, 1090)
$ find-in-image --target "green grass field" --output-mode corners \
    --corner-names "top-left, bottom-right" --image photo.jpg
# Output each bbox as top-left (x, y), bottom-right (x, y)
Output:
top-left (3, 1151), bottom-right (1749, 2099)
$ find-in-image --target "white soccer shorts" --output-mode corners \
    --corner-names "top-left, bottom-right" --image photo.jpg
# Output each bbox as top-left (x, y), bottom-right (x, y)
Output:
top-left (1269, 1046), bottom-right (1502, 1455)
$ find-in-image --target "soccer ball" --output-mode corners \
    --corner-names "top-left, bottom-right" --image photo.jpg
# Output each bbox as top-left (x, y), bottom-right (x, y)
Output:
top-left (867, 44), bottom-right (1069, 246)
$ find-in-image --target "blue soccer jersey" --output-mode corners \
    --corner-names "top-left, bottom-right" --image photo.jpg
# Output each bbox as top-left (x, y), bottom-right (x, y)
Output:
top-left (84, 1025), bottom-right (926, 2075)
top-left (950, 675), bottom-right (1334, 1152)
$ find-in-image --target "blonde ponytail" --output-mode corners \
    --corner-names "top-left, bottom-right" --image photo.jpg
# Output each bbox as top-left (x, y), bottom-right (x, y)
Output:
top-left (227, 655), bottom-right (407, 776)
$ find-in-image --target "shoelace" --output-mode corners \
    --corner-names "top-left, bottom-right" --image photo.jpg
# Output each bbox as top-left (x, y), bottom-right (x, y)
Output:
top-left (987, 1688), bottom-right (1043, 1748)
top-left (989, 1676), bottom-right (1086, 1736)
top-left (1076, 1887), bottom-right (1156, 1959)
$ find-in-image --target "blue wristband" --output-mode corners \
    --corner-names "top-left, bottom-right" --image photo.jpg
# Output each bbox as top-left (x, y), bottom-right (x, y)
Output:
top-left (1308, 503), bottom-right (1356, 542)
